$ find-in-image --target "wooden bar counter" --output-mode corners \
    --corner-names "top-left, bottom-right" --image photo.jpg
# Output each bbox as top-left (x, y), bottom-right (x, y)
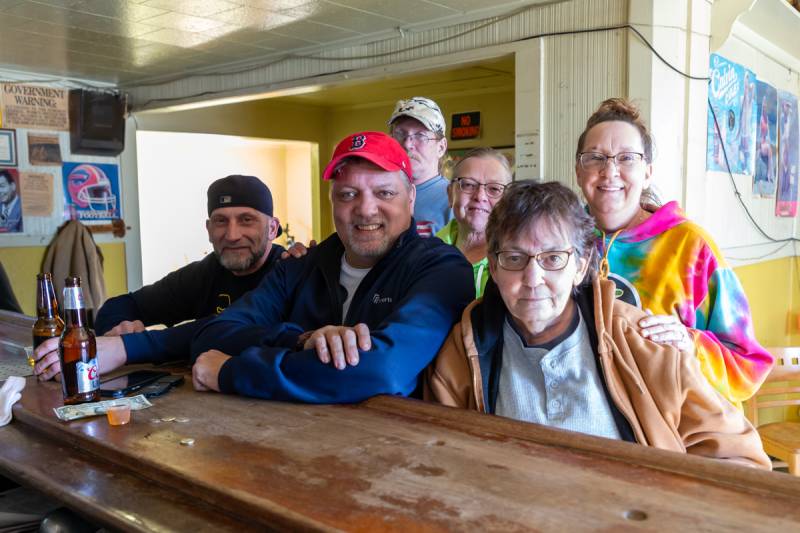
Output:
top-left (1, 310), bottom-right (799, 532)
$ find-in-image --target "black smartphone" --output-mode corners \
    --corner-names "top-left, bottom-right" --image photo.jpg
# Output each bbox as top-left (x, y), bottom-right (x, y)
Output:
top-left (140, 374), bottom-right (185, 398)
top-left (99, 370), bottom-right (170, 398)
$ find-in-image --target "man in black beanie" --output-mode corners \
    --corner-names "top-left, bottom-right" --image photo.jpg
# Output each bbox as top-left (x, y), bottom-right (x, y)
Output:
top-left (33, 175), bottom-right (286, 380)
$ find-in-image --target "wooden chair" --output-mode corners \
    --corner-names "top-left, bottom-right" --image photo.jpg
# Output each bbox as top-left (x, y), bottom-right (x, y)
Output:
top-left (745, 347), bottom-right (800, 475)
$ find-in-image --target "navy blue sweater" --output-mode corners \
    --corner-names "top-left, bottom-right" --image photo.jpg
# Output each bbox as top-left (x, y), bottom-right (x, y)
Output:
top-left (96, 244), bottom-right (284, 364)
top-left (191, 225), bottom-right (473, 403)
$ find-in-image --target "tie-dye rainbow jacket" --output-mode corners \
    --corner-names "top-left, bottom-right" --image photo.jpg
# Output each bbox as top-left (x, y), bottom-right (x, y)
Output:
top-left (598, 201), bottom-right (773, 404)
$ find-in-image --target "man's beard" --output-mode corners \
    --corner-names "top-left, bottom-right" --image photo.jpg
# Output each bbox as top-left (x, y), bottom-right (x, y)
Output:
top-left (340, 218), bottom-right (393, 266)
top-left (216, 239), bottom-right (268, 273)
top-left (346, 237), bottom-right (391, 264)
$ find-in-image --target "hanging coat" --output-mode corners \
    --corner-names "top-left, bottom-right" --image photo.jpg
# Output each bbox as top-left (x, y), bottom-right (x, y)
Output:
top-left (42, 220), bottom-right (106, 324)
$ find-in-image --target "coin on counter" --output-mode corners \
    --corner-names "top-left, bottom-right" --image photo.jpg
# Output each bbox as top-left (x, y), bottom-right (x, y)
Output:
top-left (180, 438), bottom-right (195, 446)
top-left (176, 417), bottom-right (190, 423)
top-left (161, 416), bottom-right (176, 422)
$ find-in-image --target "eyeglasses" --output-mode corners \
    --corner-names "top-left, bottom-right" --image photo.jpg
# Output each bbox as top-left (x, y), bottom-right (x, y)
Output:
top-left (454, 178), bottom-right (507, 199)
top-left (495, 249), bottom-right (574, 271)
top-left (577, 151), bottom-right (644, 171)
top-left (392, 131), bottom-right (438, 145)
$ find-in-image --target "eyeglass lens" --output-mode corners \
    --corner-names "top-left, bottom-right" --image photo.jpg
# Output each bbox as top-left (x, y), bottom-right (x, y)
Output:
top-left (393, 132), bottom-right (432, 144)
top-left (579, 152), bottom-right (643, 170)
top-left (496, 250), bottom-right (572, 271)
top-left (457, 178), bottom-right (506, 198)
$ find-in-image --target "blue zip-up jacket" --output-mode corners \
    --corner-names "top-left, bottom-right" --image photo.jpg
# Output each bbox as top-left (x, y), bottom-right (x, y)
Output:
top-left (191, 223), bottom-right (474, 403)
top-left (97, 244), bottom-right (284, 364)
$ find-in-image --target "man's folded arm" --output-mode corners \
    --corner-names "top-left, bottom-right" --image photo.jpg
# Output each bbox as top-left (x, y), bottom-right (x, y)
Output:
top-left (215, 253), bottom-right (473, 403)
top-left (191, 261), bottom-right (295, 358)
top-left (95, 294), bottom-right (143, 335)
top-left (120, 317), bottom-right (216, 364)
top-left (97, 259), bottom-right (214, 334)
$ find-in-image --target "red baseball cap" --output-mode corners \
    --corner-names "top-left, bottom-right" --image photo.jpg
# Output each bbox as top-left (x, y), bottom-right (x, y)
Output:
top-left (322, 131), bottom-right (412, 182)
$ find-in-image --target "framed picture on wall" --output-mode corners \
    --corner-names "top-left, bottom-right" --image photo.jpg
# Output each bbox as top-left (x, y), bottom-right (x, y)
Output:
top-left (0, 129), bottom-right (17, 167)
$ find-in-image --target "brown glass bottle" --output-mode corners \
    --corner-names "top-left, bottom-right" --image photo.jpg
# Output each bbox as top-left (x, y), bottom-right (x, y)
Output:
top-left (58, 276), bottom-right (100, 404)
top-left (31, 273), bottom-right (65, 366)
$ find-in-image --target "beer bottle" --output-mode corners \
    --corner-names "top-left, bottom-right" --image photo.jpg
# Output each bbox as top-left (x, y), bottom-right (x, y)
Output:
top-left (31, 273), bottom-right (65, 367)
top-left (59, 276), bottom-right (100, 404)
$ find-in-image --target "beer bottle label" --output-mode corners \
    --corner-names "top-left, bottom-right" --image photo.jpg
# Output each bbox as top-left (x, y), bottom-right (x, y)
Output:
top-left (75, 358), bottom-right (100, 393)
top-left (63, 286), bottom-right (85, 310)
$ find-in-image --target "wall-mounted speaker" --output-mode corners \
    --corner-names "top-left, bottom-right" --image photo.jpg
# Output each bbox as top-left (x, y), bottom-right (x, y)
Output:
top-left (69, 90), bottom-right (126, 156)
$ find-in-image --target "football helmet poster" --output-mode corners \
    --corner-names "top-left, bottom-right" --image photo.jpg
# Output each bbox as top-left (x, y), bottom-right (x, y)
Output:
top-left (61, 162), bottom-right (120, 221)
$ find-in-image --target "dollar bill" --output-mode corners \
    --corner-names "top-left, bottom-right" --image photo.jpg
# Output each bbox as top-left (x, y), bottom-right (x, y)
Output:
top-left (53, 395), bottom-right (153, 422)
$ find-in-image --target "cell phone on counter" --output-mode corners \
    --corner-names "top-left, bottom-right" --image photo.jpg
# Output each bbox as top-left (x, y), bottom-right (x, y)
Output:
top-left (99, 370), bottom-right (170, 398)
top-left (140, 374), bottom-right (185, 398)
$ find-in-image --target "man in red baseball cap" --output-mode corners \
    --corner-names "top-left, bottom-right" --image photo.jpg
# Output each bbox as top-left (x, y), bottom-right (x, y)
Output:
top-left (191, 131), bottom-right (473, 404)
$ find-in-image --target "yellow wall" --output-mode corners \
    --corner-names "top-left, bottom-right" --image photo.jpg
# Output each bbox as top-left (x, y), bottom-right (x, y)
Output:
top-left (734, 256), bottom-right (800, 348)
top-left (735, 256), bottom-right (800, 423)
top-left (0, 242), bottom-right (128, 316)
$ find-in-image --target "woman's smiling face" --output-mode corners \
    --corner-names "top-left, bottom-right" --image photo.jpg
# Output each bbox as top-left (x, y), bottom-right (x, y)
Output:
top-left (449, 156), bottom-right (511, 234)
top-left (576, 120), bottom-right (652, 232)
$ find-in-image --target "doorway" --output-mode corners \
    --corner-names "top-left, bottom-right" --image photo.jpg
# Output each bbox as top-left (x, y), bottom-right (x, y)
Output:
top-left (135, 131), bottom-right (315, 285)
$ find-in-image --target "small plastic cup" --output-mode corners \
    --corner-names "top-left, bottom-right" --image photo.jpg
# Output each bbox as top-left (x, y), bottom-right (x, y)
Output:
top-left (23, 346), bottom-right (34, 368)
top-left (106, 400), bottom-right (131, 426)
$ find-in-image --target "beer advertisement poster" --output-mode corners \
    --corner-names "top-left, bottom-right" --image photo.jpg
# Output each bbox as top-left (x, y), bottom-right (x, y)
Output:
top-left (61, 162), bottom-right (121, 221)
top-left (0, 168), bottom-right (23, 233)
top-left (776, 91), bottom-right (799, 217)
top-left (706, 54), bottom-right (757, 175)
top-left (753, 81), bottom-right (778, 197)
top-left (0, 84), bottom-right (69, 131)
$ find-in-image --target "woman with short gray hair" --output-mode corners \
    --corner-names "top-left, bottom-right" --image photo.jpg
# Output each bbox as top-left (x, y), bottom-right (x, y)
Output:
top-left (425, 180), bottom-right (769, 468)
top-left (436, 147), bottom-right (512, 297)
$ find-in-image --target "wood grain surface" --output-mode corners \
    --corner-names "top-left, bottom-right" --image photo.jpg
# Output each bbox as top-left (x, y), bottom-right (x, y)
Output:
top-left (2, 313), bottom-right (799, 532)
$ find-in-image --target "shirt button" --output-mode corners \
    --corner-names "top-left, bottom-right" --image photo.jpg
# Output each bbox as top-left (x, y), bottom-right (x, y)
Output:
top-left (549, 399), bottom-right (561, 410)
top-left (549, 360), bottom-right (556, 369)
top-left (549, 380), bottom-right (559, 390)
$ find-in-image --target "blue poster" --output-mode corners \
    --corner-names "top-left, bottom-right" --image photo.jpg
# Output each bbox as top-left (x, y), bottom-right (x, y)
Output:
top-left (776, 91), bottom-right (799, 217)
top-left (753, 81), bottom-right (778, 197)
top-left (707, 54), bottom-right (756, 175)
top-left (62, 162), bottom-right (121, 221)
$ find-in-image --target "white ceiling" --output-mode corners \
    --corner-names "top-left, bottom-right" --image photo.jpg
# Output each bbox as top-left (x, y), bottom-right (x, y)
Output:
top-left (0, 0), bottom-right (535, 87)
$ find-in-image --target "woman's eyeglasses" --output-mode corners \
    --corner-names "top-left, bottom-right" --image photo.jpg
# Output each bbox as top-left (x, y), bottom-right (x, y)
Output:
top-left (454, 178), bottom-right (507, 198)
top-left (577, 151), bottom-right (644, 171)
top-left (495, 249), bottom-right (574, 271)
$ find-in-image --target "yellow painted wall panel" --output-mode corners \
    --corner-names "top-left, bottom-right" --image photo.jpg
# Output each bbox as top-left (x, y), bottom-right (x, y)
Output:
top-left (0, 243), bottom-right (127, 317)
top-left (734, 256), bottom-right (798, 348)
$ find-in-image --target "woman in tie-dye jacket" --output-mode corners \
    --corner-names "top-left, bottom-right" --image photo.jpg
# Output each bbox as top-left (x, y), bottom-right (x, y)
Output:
top-left (574, 98), bottom-right (773, 405)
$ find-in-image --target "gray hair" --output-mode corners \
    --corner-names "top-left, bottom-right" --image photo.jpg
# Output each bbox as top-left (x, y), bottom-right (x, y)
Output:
top-left (486, 180), bottom-right (598, 281)
top-left (451, 147), bottom-right (512, 181)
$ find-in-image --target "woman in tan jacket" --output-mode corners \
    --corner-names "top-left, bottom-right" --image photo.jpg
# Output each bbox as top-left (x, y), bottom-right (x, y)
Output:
top-left (424, 181), bottom-right (770, 469)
